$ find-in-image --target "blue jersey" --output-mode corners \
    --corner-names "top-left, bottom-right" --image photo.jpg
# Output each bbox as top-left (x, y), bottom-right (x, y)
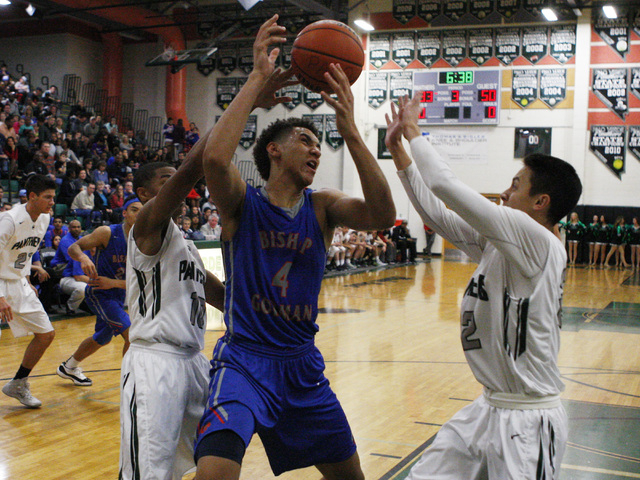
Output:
top-left (91, 223), bottom-right (127, 303)
top-left (223, 184), bottom-right (326, 349)
top-left (50, 232), bottom-right (81, 277)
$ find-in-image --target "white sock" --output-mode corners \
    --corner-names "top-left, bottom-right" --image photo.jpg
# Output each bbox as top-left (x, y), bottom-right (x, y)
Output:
top-left (66, 356), bottom-right (80, 369)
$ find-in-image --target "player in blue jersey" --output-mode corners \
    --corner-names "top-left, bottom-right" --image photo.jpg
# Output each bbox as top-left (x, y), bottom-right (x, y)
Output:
top-left (55, 196), bottom-right (142, 386)
top-left (194, 15), bottom-right (396, 480)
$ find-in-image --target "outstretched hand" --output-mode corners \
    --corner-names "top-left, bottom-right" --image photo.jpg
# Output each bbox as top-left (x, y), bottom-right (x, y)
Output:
top-left (253, 68), bottom-right (299, 109)
top-left (397, 94), bottom-right (422, 141)
top-left (252, 14), bottom-right (288, 81)
top-left (385, 101), bottom-right (403, 149)
top-left (320, 64), bottom-right (357, 138)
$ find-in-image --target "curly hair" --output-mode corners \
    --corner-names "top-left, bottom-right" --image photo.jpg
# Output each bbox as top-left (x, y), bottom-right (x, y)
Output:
top-left (252, 117), bottom-right (319, 181)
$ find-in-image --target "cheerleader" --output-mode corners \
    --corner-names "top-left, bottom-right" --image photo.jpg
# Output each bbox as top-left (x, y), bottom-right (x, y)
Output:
top-left (628, 217), bottom-right (640, 271)
top-left (561, 212), bottom-right (586, 265)
top-left (595, 215), bottom-right (611, 267)
top-left (605, 216), bottom-right (630, 268)
top-left (585, 215), bottom-right (599, 267)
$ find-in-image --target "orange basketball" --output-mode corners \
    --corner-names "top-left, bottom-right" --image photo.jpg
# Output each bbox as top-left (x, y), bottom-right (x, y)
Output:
top-left (291, 20), bottom-right (365, 93)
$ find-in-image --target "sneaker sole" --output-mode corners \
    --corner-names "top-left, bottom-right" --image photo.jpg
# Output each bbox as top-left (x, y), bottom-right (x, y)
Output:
top-left (2, 387), bottom-right (42, 408)
top-left (56, 368), bottom-right (93, 387)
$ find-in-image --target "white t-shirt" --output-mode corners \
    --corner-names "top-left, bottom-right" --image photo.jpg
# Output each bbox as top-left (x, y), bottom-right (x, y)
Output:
top-left (398, 136), bottom-right (566, 397)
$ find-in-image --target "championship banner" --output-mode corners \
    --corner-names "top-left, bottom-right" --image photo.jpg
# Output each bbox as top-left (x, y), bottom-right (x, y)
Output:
top-left (302, 114), bottom-right (324, 143)
top-left (512, 69), bottom-right (538, 108)
top-left (470, 0), bottom-right (494, 21)
top-left (514, 127), bottom-right (551, 158)
top-left (369, 33), bottom-right (391, 69)
top-left (628, 125), bottom-right (640, 163)
top-left (392, 31), bottom-right (416, 68)
top-left (443, 1), bottom-right (466, 22)
top-left (523, 0), bottom-right (545, 17)
top-left (216, 77), bottom-right (238, 110)
top-left (497, 0), bottom-right (520, 19)
top-left (549, 25), bottom-right (576, 64)
top-left (594, 7), bottom-right (629, 59)
top-left (216, 44), bottom-right (237, 75)
top-left (393, 0), bottom-right (416, 24)
top-left (630, 67), bottom-right (640, 101)
top-left (417, 0), bottom-right (441, 23)
top-left (592, 68), bottom-right (628, 120)
top-left (590, 125), bottom-right (625, 179)
top-left (442, 32), bottom-right (466, 67)
top-left (197, 56), bottom-right (216, 77)
top-left (417, 31), bottom-right (442, 67)
top-left (522, 27), bottom-right (548, 64)
top-left (237, 41), bottom-right (254, 74)
top-left (302, 87), bottom-right (324, 110)
top-left (377, 128), bottom-right (393, 159)
top-left (239, 115), bottom-right (257, 150)
top-left (496, 28), bottom-right (521, 65)
top-left (368, 72), bottom-right (388, 109)
top-left (539, 69), bottom-right (566, 108)
top-left (325, 114), bottom-right (344, 150)
top-left (281, 40), bottom-right (294, 69)
top-left (468, 29), bottom-right (494, 66)
top-left (634, 9), bottom-right (640, 39)
top-left (281, 84), bottom-right (302, 111)
top-left (389, 71), bottom-right (413, 103)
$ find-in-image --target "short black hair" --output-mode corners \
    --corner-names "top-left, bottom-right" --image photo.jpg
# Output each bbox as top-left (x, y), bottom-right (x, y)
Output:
top-left (133, 161), bottom-right (172, 197)
top-left (524, 154), bottom-right (582, 225)
top-left (253, 117), bottom-right (319, 181)
top-left (25, 174), bottom-right (56, 196)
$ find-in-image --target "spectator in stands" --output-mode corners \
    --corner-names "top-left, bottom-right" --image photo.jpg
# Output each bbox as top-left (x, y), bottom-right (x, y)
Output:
top-left (42, 86), bottom-right (60, 107)
top-left (51, 234), bottom-right (62, 250)
top-left (50, 219), bottom-right (86, 315)
top-left (200, 212), bottom-right (221, 241)
top-left (326, 227), bottom-right (347, 271)
top-left (123, 180), bottom-right (134, 199)
top-left (25, 151), bottom-right (49, 176)
top-left (173, 118), bottom-right (186, 153)
top-left (185, 121), bottom-right (199, 151)
top-left (393, 220), bottom-right (417, 263)
top-left (39, 141), bottom-right (55, 174)
top-left (119, 134), bottom-right (133, 153)
top-left (54, 160), bottom-right (67, 185)
top-left (14, 76), bottom-right (29, 98)
top-left (109, 183), bottom-right (125, 221)
top-left (107, 152), bottom-right (127, 182)
top-left (68, 100), bottom-right (88, 120)
top-left (17, 189), bottom-right (28, 204)
top-left (2, 136), bottom-right (18, 178)
top-left (179, 215), bottom-right (194, 239)
top-left (70, 181), bottom-right (97, 229)
top-left (367, 230), bottom-right (387, 266)
top-left (94, 180), bottom-right (113, 223)
top-left (58, 164), bottom-right (80, 207)
top-left (73, 168), bottom-right (89, 191)
top-left (92, 160), bottom-right (109, 185)
top-left (162, 117), bottom-right (174, 146)
top-left (423, 224), bottom-right (436, 257)
top-left (84, 116), bottom-right (99, 139)
top-left (378, 229), bottom-right (397, 264)
top-left (58, 138), bottom-right (80, 166)
top-left (44, 216), bottom-right (69, 247)
top-left (104, 116), bottom-right (118, 135)
top-left (39, 115), bottom-right (56, 143)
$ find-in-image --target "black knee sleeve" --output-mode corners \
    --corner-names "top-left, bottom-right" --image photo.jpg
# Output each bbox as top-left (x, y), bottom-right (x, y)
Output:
top-left (195, 429), bottom-right (246, 465)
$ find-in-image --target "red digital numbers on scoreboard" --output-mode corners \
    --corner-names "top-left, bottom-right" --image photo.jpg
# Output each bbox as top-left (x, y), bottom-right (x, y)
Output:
top-left (478, 89), bottom-right (497, 102)
top-left (451, 90), bottom-right (460, 102)
top-left (421, 91), bottom-right (434, 103)
top-left (485, 106), bottom-right (497, 119)
top-left (419, 108), bottom-right (427, 119)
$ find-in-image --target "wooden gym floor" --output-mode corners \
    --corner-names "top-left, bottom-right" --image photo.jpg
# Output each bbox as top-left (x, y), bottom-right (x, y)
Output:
top-left (0, 257), bottom-right (639, 480)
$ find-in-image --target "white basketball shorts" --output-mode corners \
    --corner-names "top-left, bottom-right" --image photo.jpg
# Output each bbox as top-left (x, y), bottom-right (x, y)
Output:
top-left (2, 278), bottom-right (52, 338)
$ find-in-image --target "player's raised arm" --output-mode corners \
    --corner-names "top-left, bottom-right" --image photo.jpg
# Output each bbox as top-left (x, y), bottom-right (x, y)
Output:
top-left (318, 63), bottom-right (396, 231)
top-left (201, 15), bottom-right (289, 234)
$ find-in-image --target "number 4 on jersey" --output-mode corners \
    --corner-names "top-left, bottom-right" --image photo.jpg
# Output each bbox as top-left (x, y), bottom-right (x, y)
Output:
top-left (272, 261), bottom-right (293, 297)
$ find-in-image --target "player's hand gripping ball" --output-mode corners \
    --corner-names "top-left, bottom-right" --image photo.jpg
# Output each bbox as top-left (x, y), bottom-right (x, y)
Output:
top-left (291, 20), bottom-right (365, 93)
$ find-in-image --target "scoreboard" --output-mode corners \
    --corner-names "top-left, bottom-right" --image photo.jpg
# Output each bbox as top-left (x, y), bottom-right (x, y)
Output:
top-left (413, 70), bottom-right (501, 125)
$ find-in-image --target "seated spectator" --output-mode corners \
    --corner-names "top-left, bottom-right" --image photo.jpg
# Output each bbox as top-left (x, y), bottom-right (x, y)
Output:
top-left (84, 116), bottom-right (99, 139)
top-left (50, 220), bottom-right (87, 315)
top-left (70, 182), bottom-right (98, 229)
top-left (104, 116), bottom-right (118, 135)
top-left (119, 134), bottom-right (133, 153)
top-left (172, 118), bottom-right (186, 153)
top-left (24, 151), bottom-right (49, 176)
top-left (107, 152), bottom-right (127, 182)
top-left (17, 189), bottom-right (28, 204)
top-left (123, 180), bottom-right (134, 199)
top-left (189, 213), bottom-right (203, 233)
top-left (54, 160), bottom-right (66, 185)
top-left (57, 139), bottom-right (81, 166)
top-left (179, 215), bottom-right (194, 239)
top-left (378, 229), bottom-right (397, 264)
top-left (94, 180), bottom-right (113, 223)
top-left (2, 136), bottom-right (18, 178)
top-left (392, 220), bottom-right (417, 263)
top-left (326, 227), bottom-right (347, 271)
top-left (44, 216), bottom-right (69, 247)
top-left (109, 183), bottom-right (125, 220)
top-left (30, 250), bottom-right (55, 312)
top-left (199, 213), bottom-right (222, 241)
top-left (185, 121), bottom-right (199, 151)
top-left (58, 164), bottom-right (81, 207)
top-left (367, 230), bottom-right (387, 266)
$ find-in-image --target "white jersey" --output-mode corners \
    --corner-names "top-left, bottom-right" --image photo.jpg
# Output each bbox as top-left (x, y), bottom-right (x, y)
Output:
top-left (0, 203), bottom-right (50, 281)
top-left (399, 136), bottom-right (566, 397)
top-left (127, 221), bottom-right (207, 351)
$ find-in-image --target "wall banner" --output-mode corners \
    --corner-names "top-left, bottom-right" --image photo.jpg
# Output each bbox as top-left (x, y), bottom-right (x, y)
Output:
top-left (522, 27), bottom-right (548, 64)
top-left (512, 69), bottom-right (538, 108)
top-left (496, 28), bottom-right (521, 65)
top-left (592, 68), bottom-right (628, 120)
top-left (216, 77), bottom-right (238, 110)
top-left (369, 33), bottom-right (391, 69)
top-left (392, 31), bottom-right (416, 68)
top-left (443, 1), bottom-right (466, 22)
top-left (216, 44), bottom-right (237, 75)
top-left (549, 25), bottom-right (576, 64)
top-left (628, 126), bottom-right (640, 163)
top-left (302, 114), bottom-right (324, 143)
top-left (417, 0), bottom-right (441, 23)
top-left (197, 56), bottom-right (216, 77)
top-left (590, 125), bottom-right (625, 180)
top-left (442, 32), bottom-right (466, 67)
top-left (325, 114), bottom-right (344, 150)
top-left (539, 69), bottom-right (566, 108)
top-left (594, 8), bottom-right (629, 59)
top-left (239, 115), bottom-right (257, 150)
top-left (468, 29), bottom-right (494, 66)
top-left (393, 0), bottom-right (416, 24)
top-left (470, 0), bottom-right (494, 20)
top-left (368, 72), bottom-right (389, 109)
top-left (390, 71), bottom-right (414, 103)
top-left (497, 0), bottom-right (521, 19)
top-left (302, 87), bottom-right (324, 110)
top-left (417, 31), bottom-right (442, 67)
top-left (629, 68), bottom-right (640, 100)
top-left (237, 41), bottom-right (254, 74)
top-left (281, 84), bottom-right (302, 111)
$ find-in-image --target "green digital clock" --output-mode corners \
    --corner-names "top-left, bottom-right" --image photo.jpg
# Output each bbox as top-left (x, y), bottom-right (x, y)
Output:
top-left (438, 71), bottom-right (474, 85)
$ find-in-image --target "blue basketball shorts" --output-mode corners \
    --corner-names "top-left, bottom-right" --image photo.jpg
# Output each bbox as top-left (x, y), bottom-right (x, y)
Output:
top-left (195, 337), bottom-right (357, 475)
top-left (85, 288), bottom-right (130, 346)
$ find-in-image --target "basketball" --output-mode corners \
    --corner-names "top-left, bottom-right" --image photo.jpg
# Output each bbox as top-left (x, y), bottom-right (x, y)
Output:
top-left (291, 20), bottom-right (365, 93)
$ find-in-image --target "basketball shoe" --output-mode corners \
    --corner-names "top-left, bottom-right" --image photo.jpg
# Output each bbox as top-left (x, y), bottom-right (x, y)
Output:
top-left (2, 378), bottom-right (42, 408)
top-left (57, 361), bottom-right (93, 386)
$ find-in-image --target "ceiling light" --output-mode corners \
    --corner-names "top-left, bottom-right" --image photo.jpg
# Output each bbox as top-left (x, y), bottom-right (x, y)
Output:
top-left (541, 8), bottom-right (558, 21)
top-left (0, 0), bottom-right (11, 6)
top-left (354, 19), bottom-right (374, 31)
top-left (237, 0), bottom-right (261, 11)
top-left (603, 5), bottom-right (617, 19)
top-left (26, 3), bottom-right (35, 15)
